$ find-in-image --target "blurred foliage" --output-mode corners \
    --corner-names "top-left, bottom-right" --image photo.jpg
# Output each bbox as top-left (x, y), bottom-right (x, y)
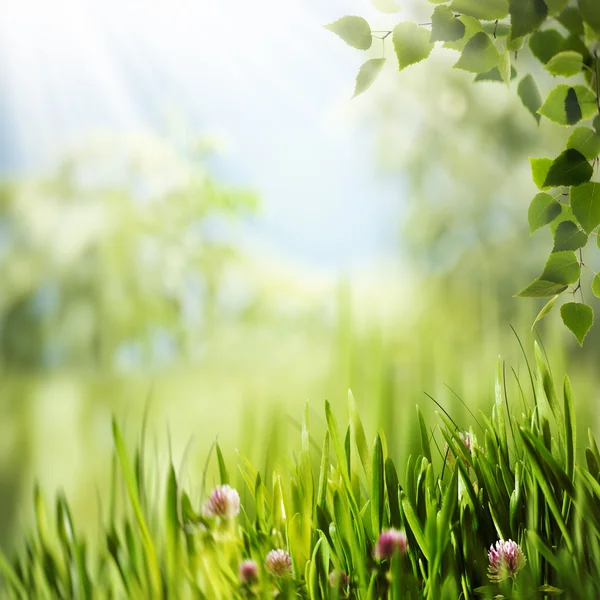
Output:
top-left (0, 132), bottom-right (257, 370)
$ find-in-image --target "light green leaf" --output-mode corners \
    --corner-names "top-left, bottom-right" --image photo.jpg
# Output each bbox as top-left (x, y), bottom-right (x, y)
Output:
top-left (561, 302), bottom-right (594, 345)
top-left (578, 0), bottom-right (600, 33)
top-left (453, 32), bottom-right (499, 73)
top-left (528, 192), bottom-right (562, 233)
top-left (353, 58), bottom-right (386, 98)
top-left (553, 220), bottom-right (588, 251)
top-left (570, 182), bottom-right (600, 234)
top-left (593, 273), bottom-right (600, 298)
top-left (393, 22), bottom-right (434, 71)
top-left (430, 5), bottom-right (466, 42)
top-left (544, 51), bottom-right (583, 77)
top-left (519, 75), bottom-right (542, 124)
top-left (567, 127), bottom-right (600, 160)
top-left (528, 29), bottom-right (564, 63)
top-left (543, 149), bottom-right (592, 187)
top-left (325, 16), bottom-right (372, 50)
top-left (507, 34), bottom-right (524, 51)
top-left (531, 295), bottom-right (560, 330)
top-left (509, 0), bottom-right (548, 38)
top-left (483, 22), bottom-right (511, 37)
top-left (444, 16), bottom-right (482, 51)
top-left (541, 250), bottom-right (581, 284)
top-left (515, 278), bottom-right (569, 297)
top-left (538, 85), bottom-right (597, 126)
top-left (498, 50), bottom-right (511, 87)
top-left (371, 0), bottom-right (402, 14)
top-left (450, 0), bottom-right (508, 20)
top-left (530, 157), bottom-right (553, 189)
top-left (550, 204), bottom-right (580, 234)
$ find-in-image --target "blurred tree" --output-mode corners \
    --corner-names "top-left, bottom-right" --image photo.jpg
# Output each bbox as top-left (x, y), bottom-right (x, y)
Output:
top-left (0, 132), bottom-right (257, 370)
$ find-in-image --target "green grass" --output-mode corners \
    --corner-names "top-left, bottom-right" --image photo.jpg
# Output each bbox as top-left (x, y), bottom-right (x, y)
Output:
top-left (2, 342), bottom-right (600, 598)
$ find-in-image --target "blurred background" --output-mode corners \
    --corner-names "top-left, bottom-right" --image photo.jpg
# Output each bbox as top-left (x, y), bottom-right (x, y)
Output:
top-left (1, 0), bottom-right (598, 551)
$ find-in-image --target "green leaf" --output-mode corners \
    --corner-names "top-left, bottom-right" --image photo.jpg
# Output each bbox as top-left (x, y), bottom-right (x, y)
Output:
top-left (531, 295), bottom-right (560, 330)
top-left (553, 220), bottom-right (588, 251)
top-left (530, 157), bottom-right (552, 188)
top-left (567, 127), bottom-right (600, 160)
top-left (498, 50), bottom-right (511, 86)
top-left (475, 65), bottom-right (517, 82)
top-left (545, 0), bottom-right (568, 15)
top-left (325, 16), bottom-right (372, 50)
top-left (594, 114), bottom-right (600, 135)
top-left (444, 16), bottom-right (482, 51)
top-left (541, 250), bottom-right (580, 284)
top-left (544, 51), bottom-right (583, 77)
top-left (518, 75), bottom-right (542, 124)
top-left (528, 29), bottom-right (564, 63)
top-left (393, 22), bottom-right (434, 71)
top-left (592, 273), bottom-right (600, 298)
top-left (509, 0), bottom-right (548, 38)
top-left (558, 7), bottom-right (584, 35)
top-left (543, 149), bottom-right (592, 187)
top-left (528, 192), bottom-right (562, 233)
top-left (453, 32), bottom-right (499, 73)
top-left (538, 85), bottom-right (598, 126)
top-left (353, 58), bottom-right (386, 98)
top-left (570, 182), bottom-right (600, 234)
top-left (430, 5), bottom-right (466, 42)
top-left (450, 0), bottom-right (508, 20)
top-left (561, 302), bottom-right (594, 345)
top-left (483, 22), bottom-right (511, 37)
top-left (578, 0), bottom-right (600, 33)
top-left (507, 34), bottom-right (524, 51)
top-left (515, 278), bottom-right (569, 297)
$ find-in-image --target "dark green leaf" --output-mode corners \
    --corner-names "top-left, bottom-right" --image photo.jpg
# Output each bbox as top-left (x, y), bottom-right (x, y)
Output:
top-left (528, 192), bottom-right (562, 233)
top-left (543, 149), bottom-right (592, 187)
top-left (453, 32), bottom-right (499, 73)
top-left (393, 22), bottom-right (434, 71)
top-left (538, 85), bottom-right (597, 126)
top-left (594, 114), bottom-right (600, 135)
top-left (557, 7), bottom-right (584, 35)
top-left (561, 302), bottom-right (594, 345)
top-left (431, 5), bottom-right (466, 42)
top-left (553, 220), bottom-right (588, 251)
top-left (518, 75), bottom-right (542, 124)
top-left (532, 295), bottom-right (560, 330)
top-left (325, 16), bottom-right (372, 50)
top-left (541, 250), bottom-right (580, 284)
top-left (528, 29), bottom-right (564, 63)
top-left (545, 51), bottom-right (583, 77)
top-left (516, 278), bottom-right (569, 297)
top-left (570, 182), bottom-right (600, 234)
top-left (567, 127), bottom-right (600, 160)
top-left (565, 86), bottom-right (582, 125)
top-left (578, 0), bottom-right (600, 33)
top-left (353, 58), bottom-right (386, 98)
top-left (450, 0), bottom-right (508, 20)
top-left (509, 0), bottom-right (548, 38)
top-left (475, 65), bottom-right (517, 82)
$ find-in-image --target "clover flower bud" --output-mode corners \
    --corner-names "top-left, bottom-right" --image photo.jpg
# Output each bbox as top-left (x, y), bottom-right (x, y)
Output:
top-left (374, 528), bottom-right (408, 560)
top-left (265, 549), bottom-right (292, 577)
top-left (202, 485), bottom-right (240, 518)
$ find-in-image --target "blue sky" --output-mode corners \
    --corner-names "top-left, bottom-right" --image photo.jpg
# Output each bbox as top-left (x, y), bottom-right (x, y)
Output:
top-left (0, 0), bottom-right (406, 271)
